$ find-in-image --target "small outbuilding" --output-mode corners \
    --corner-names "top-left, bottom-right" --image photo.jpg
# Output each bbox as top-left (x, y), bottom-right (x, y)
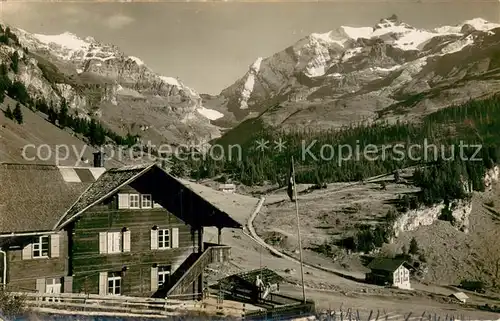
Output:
top-left (219, 183), bottom-right (236, 193)
top-left (449, 292), bottom-right (469, 304)
top-left (215, 268), bottom-right (285, 302)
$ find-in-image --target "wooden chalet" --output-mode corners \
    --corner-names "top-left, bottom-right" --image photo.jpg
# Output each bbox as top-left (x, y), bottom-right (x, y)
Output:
top-left (365, 257), bottom-right (412, 290)
top-left (0, 157), bottom-right (242, 298)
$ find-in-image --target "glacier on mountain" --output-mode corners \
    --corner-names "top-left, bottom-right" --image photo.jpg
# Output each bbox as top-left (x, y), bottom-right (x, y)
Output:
top-left (239, 57), bottom-right (263, 109)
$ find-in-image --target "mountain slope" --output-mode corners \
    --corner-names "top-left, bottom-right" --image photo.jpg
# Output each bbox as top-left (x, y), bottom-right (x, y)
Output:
top-left (11, 27), bottom-right (223, 148)
top-left (210, 16), bottom-right (500, 131)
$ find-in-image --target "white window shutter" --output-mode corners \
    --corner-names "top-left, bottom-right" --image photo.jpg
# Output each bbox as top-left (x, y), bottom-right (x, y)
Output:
top-left (50, 233), bottom-right (60, 258)
top-left (150, 229), bottom-right (158, 250)
top-left (22, 243), bottom-right (32, 260)
top-left (150, 267), bottom-right (158, 292)
top-left (123, 230), bottom-right (131, 252)
top-left (172, 228), bottom-right (179, 248)
top-left (107, 233), bottom-right (114, 253)
top-left (118, 194), bottom-right (129, 209)
top-left (99, 272), bottom-right (108, 296)
top-left (36, 278), bottom-right (46, 293)
top-left (99, 232), bottom-right (108, 254)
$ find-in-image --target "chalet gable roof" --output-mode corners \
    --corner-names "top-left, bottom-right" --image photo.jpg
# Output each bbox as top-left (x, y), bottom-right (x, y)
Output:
top-left (55, 163), bottom-right (243, 229)
top-left (367, 257), bottom-right (410, 272)
top-left (1, 162), bottom-right (243, 234)
top-left (0, 163), bottom-right (100, 234)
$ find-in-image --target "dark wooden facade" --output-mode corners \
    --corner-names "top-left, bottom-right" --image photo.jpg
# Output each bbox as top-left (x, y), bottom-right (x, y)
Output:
top-left (1, 232), bottom-right (69, 291)
top-left (68, 185), bottom-right (201, 296)
top-left (0, 163), bottom-right (241, 298)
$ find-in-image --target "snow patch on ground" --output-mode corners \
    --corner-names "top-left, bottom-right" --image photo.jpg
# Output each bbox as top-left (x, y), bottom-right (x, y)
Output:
top-left (342, 47), bottom-right (363, 62)
top-left (371, 65), bottom-right (401, 72)
top-left (435, 18), bottom-right (500, 34)
top-left (239, 57), bottom-right (263, 109)
top-left (33, 32), bottom-right (89, 51)
top-left (310, 31), bottom-right (345, 47)
top-left (128, 56), bottom-right (144, 66)
top-left (160, 76), bottom-right (181, 87)
top-left (394, 30), bottom-right (438, 50)
top-left (341, 26), bottom-right (373, 40)
top-left (197, 107), bottom-right (224, 120)
top-left (440, 35), bottom-right (475, 55)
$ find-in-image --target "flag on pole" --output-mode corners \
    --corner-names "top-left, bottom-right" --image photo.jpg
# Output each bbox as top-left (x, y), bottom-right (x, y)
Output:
top-left (287, 158), bottom-right (295, 202)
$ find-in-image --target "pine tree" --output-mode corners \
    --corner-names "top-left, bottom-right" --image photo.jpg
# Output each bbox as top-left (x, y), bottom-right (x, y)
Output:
top-left (48, 106), bottom-right (58, 124)
top-left (4, 105), bottom-right (13, 119)
top-left (58, 99), bottom-right (69, 128)
top-left (13, 103), bottom-right (23, 124)
top-left (409, 237), bottom-right (419, 255)
top-left (10, 52), bottom-right (19, 73)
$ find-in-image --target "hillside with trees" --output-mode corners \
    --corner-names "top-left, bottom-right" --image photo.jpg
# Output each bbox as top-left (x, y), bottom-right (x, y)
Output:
top-left (172, 96), bottom-right (500, 209)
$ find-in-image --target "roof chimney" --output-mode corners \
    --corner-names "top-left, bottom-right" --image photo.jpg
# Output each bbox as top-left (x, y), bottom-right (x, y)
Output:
top-left (93, 151), bottom-right (104, 167)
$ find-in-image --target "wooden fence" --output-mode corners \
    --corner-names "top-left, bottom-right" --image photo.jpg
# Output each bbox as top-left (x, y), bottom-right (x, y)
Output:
top-left (315, 308), bottom-right (487, 321)
top-left (12, 291), bottom-right (252, 319)
top-left (244, 301), bottom-right (315, 320)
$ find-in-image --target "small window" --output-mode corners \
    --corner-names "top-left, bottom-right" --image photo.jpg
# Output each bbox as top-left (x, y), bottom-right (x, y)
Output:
top-left (108, 272), bottom-right (121, 295)
top-left (158, 229), bottom-right (170, 249)
top-left (129, 194), bottom-right (140, 209)
top-left (141, 194), bottom-right (152, 208)
top-left (33, 236), bottom-right (49, 258)
top-left (158, 266), bottom-right (171, 287)
top-left (46, 278), bottom-right (62, 294)
top-left (107, 232), bottom-right (122, 253)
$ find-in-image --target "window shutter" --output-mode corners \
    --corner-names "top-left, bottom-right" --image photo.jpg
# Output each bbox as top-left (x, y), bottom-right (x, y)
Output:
top-left (172, 228), bottom-right (179, 248)
top-left (123, 230), bottom-right (131, 252)
top-left (150, 267), bottom-right (158, 292)
top-left (36, 278), bottom-right (46, 293)
top-left (99, 272), bottom-right (108, 296)
top-left (108, 233), bottom-right (115, 253)
top-left (63, 276), bottom-right (73, 293)
top-left (22, 243), bottom-right (32, 260)
top-left (118, 194), bottom-right (129, 209)
top-left (150, 229), bottom-right (158, 250)
top-left (99, 232), bottom-right (108, 254)
top-left (50, 233), bottom-right (60, 258)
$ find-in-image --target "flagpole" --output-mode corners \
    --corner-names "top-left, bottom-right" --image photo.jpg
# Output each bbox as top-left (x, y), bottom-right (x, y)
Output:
top-left (291, 156), bottom-right (306, 304)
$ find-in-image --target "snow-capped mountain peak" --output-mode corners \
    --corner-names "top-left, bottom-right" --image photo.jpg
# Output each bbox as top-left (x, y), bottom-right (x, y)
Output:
top-left (10, 26), bottom-right (224, 144)
top-left (216, 16), bottom-right (500, 128)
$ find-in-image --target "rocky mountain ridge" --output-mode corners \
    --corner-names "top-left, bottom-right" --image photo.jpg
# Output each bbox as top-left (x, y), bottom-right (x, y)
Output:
top-left (10, 27), bottom-right (224, 147)
top-left (210, 16), bottom-right (500, 132)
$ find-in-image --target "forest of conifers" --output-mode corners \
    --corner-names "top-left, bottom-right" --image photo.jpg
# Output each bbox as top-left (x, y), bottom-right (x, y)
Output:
top-left (172, 96), bottom-right (500, 207)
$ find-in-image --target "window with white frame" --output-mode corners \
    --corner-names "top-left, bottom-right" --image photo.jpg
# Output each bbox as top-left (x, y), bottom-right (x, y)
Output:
top-left (158, 266), bottom-right (171, 287)
top-left (129, 194), bottom-right (140, 209)
top-left (158, 229), bottom-right (170, 249)
top-left (141, 194), bottom-right (152, 208)
top-left (33, 236), bottom-right (50, 258)
top-left (107, 232), bottom-right (122, 253)
top-left (107, 272), bottom-right (121, 295)
top-left (46, 278), bottom-right (62, 294)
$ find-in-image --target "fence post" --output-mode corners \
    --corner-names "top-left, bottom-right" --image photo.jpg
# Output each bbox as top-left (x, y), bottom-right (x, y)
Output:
top-left (367, 310), bottom-right (373, 321)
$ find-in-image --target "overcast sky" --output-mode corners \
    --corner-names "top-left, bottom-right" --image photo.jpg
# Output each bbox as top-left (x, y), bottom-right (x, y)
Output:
top-left (1, 1), bottom-right (499, 94)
